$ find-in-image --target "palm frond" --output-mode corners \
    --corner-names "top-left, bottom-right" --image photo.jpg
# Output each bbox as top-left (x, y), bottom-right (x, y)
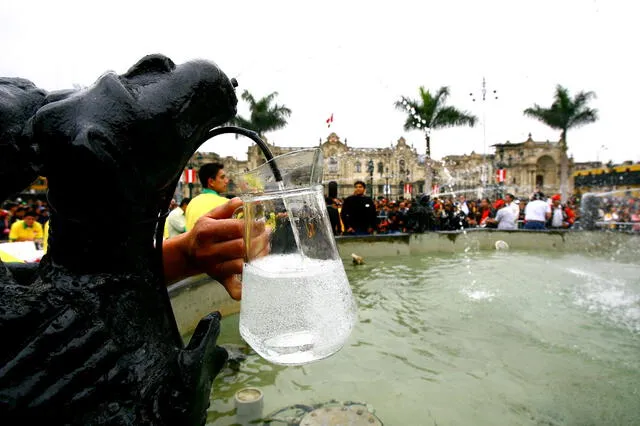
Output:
top-left (524, 85), bottom-right (598, 134)
top-left (573, 90), bottom-right (597, 109)
top-left (568, 108), bottom-right (598, 128)
top-left (235, 90), bottom-right (291, 137)
top-left (396, 86), bottom-right (474, 133)
top-left (241, 90), bottom-right (256, 106)
top-left (523, 105), bottom-right (564, 130)
top-left (431, 86), bottom-right (450, 109)
top-left (433, 106), bottom-right (477, 129)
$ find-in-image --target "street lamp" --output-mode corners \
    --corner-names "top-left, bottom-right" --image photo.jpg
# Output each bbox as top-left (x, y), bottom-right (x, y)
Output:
top-left (495, 149), bottom-right (507, 198)
top-left (384, 167), bottom-right (390, 199)
top-left (596, 145), bottom-right (608, 163)
top-left (367, 159), bottom-right (374, 198)
top-left (186, 163), bottom-right (195, 199)
top-left (469, 77), bottom-right (499, 190)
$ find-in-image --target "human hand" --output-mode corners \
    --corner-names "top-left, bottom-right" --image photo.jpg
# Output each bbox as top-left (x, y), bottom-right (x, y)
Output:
top-left (163, 198), bottom-right (270, 300)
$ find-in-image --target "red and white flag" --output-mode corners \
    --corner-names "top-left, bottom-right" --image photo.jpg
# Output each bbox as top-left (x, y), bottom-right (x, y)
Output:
top-left (326, 113), bottom-right (334, 128)
top-left (432, 184), bottom-right (439, 195)
top-left (184, 168), bottom-right (197, 184)
top-left (404, 183), bottom-right (413, 194)
top-left (496, 169), bottom-right (506, 183)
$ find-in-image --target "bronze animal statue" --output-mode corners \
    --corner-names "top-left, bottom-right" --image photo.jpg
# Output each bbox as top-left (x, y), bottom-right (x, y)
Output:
top-left (0, 54), bottom-right (238, 425)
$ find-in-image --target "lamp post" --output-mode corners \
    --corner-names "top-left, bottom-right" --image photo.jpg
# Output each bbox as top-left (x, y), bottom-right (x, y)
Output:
top-left (187, 163), bottom-right (194, 199)
top-left (469, 77), bottom-right (498, 189)
top-left (384, 167), bottom-right (390, 200)
top-left (596, 145), bottom-right (608, 163)
top-left (495, 148), bottom-right (507, 199)
top-left (367, 159), bottom-right (374, 198)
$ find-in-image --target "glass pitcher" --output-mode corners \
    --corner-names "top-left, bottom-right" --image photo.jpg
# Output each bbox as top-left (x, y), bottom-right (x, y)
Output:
top-left (234, 149), bottom-right (357, 365)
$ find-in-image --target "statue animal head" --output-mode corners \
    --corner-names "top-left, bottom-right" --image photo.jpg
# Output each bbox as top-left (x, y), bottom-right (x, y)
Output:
top-left (0, 55), bottom-right (239, 425)
top-left (27, 54), bottom-right (238, 222)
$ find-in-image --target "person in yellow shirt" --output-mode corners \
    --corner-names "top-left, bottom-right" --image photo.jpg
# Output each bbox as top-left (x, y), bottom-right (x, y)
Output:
top-left (185, 163), bottom-right (230, 231)
top-left (9, 210), bottom-right (43, 243)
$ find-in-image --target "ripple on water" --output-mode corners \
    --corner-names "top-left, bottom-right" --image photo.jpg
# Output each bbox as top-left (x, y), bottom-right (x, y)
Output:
top-left (206, 251), bottom-right (640, 425)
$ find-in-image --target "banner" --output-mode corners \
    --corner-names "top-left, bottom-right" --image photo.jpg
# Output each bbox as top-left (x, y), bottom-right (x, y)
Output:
top-left (184, 169), bottom-right (197, 184)
top-left (404, 183), bottom-right (413, 194)
top-left (496, 169), bottom-right (506, 183)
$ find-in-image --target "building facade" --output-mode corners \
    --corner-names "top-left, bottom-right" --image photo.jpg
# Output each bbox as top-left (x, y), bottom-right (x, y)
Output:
top-left (317, 133), bottom-right (426, 199)
top-left (179, 133), bottom-right (429, 200)
top-left (489, 133), bottom-right (572, 197)
top-left (179, 132), bottom-right (574, 201)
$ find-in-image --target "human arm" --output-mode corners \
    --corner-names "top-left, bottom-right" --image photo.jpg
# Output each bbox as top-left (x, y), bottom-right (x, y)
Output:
top-left (486, 209), bottom-right (501, 225)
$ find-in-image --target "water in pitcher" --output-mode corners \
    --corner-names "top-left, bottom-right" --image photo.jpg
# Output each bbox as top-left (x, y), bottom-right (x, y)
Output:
top-left (240, 254), bottom-right (357, 365)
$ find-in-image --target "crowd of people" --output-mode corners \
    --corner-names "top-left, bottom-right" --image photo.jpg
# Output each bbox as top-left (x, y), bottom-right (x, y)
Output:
top-left (2, 170), bottom-right (639, 247)
top-left (326, 181), bottom-right (640, 235)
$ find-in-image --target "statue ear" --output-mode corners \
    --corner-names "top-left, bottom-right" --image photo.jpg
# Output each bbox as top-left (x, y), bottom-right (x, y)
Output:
top-left (123, 54), bottom-right (176, 79)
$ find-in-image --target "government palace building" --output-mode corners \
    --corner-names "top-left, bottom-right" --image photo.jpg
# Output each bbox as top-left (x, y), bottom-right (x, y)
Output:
top-left (177, 132), bottom-right (640, 201)
top-left (19, 133), bottom-right (639, 202)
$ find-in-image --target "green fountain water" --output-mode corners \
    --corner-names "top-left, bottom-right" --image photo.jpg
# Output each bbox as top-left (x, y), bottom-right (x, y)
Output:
top-left (206, 249), bottom-right (640, 425)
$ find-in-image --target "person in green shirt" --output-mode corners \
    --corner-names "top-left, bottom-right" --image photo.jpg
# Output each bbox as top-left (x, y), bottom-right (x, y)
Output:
top-left (185, 163), bottom-right (229, 231)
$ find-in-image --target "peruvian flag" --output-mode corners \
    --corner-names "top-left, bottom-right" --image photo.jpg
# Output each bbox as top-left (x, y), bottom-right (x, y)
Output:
top-left (184, 168), bottom-right (197, 184)
top-left (404, 183), bottom-right (413, 194)
top-left (326, 113), bottom-right (334, 128)
top-left (432, 184), bottom-right (439, 195)
top-left (496, 169), bottom-right (506, 183)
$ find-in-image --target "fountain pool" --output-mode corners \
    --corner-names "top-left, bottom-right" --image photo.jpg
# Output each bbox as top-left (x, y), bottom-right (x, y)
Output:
top-left (202, 248), bottom-right (640, 425)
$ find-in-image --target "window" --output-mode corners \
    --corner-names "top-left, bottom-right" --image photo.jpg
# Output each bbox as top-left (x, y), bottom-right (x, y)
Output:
top-left (399, 159), bottom-right (405, 175)
top-left (377, 162), bottom-right (384, 174)
top-left (328, 156), bottom-right (338, 173)
top-left (355, 161), bottom-right (361, 173)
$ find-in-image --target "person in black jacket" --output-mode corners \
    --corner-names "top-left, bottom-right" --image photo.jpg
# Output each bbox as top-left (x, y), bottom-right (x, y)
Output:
top-left (340, 181), bottom-right (377, 235)
top-left (326, 197), bottom-right (342, 235)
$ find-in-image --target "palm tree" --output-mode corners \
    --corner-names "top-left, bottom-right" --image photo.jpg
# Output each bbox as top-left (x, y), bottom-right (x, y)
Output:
top-left (395, 86), bottom-right (477, 191)
top-left (232, 90), bottom-right (292, 139)
top-left (523, 85), bottom-right (598, 202)
top-left (395, 86), bottom-right (477, 159)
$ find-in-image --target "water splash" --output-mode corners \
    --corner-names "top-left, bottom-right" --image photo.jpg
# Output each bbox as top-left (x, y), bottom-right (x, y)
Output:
top-left (567, 267), bottom-right (640, 333)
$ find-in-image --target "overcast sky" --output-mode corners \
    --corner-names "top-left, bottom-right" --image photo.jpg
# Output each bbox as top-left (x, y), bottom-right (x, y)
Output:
top-left (2, 0), bottom-right (637, 164)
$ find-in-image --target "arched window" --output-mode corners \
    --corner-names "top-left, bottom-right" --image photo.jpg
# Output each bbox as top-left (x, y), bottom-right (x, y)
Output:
top-left (399, 159), bottom-right (405, 175)
top-left (328, 156), bottom-right (338, 173)
top-left (355, 161), bottom-right (361, 173)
